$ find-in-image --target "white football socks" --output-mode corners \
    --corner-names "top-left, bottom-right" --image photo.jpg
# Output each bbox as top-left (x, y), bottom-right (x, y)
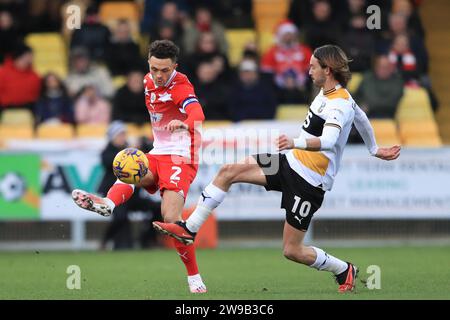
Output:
top-left (309, 246), bottom-right (348, 275)
top-left (186, 183), bottom-right (227, 233)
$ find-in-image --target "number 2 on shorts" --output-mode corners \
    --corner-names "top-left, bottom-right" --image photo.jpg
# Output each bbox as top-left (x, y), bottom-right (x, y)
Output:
top-left (170, 166), bottom-right (182, 182)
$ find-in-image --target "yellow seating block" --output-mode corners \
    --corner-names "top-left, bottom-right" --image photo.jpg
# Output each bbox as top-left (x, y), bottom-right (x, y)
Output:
top-left (37, 123), bottom-right (75, 139)
top-left (276, 104), bottom-right (309, 121)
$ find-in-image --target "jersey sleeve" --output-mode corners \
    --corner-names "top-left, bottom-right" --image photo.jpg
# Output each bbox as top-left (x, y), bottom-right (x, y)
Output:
top-left (172, 83), bottom-right (201, 114)
top-left (324, 99), bottom-right (353, 130)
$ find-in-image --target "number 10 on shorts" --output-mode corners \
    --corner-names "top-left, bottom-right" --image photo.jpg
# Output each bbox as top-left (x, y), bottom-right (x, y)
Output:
top-left (292, 196), bottom-right (311, 217)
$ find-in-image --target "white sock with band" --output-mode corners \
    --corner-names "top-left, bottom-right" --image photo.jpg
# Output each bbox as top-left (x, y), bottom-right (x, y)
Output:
top-left (186, 183), bottom-right (227, 233)
top-left (309, 246), bottom-right (348, 275)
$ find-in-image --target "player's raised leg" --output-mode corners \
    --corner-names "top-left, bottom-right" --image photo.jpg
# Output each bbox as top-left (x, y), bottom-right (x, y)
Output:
top-left (153, 156), bottom-right (267, 244)
top-left (282, 222), bottom-right (358, 292)
top-left (160, 189), bottom-right (207, 293)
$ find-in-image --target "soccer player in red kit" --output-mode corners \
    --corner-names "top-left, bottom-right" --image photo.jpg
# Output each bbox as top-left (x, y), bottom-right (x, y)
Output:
top-left (72, 40), bottom-right (207, 293)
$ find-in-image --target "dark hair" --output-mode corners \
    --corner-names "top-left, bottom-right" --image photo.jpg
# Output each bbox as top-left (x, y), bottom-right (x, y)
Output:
top-left (12, 43), bottom-right (32, 60)
top-left (41, 72), bottom-right (69, 98)
top-left (313, 44), bottom-right (352, 87)
top-left (148, 40), bottom-right (180, 62)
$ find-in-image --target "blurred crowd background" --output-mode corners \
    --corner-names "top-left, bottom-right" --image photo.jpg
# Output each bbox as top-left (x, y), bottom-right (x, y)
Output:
top-left (0, 0), bottom-right (442, 145)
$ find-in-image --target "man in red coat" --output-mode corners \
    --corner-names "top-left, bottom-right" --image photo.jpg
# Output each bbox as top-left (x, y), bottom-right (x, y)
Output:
top-left (0, 44), bottom-right (41, 112)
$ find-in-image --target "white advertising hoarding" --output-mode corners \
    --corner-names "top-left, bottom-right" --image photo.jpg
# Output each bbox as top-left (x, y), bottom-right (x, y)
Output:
top-left (6, 121), bottom-right (447, 221)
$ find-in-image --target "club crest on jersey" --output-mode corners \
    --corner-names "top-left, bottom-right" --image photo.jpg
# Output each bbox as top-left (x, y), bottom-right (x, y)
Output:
top-left (149, 112), bottom-right (163, 123)
top-left (150, 92), bottom-right (156, 103)
top-left (158, 92), bottom-right (172, 102)
top-left (318, 101), bottom-right (326, 113)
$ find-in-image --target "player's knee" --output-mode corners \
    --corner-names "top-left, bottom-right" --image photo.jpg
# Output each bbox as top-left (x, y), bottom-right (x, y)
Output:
top-left (218, 164), bottom-right (240, 182)
top-left (283, 244), bottom-right (309, 264)
top-left (283, 244), bottom-right (297, 261)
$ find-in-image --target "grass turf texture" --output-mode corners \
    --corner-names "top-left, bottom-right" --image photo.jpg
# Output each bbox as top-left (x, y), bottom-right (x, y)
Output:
top-left (0, 246), bottom-right (449, 299)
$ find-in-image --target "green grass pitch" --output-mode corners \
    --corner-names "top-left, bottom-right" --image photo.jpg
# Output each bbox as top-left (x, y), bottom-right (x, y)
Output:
top-left (0, 246), bottom-right (449, 299)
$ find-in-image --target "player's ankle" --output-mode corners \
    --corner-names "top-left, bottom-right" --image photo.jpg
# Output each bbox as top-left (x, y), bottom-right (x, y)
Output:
top-left (103, 197), bottom-right (116, 211)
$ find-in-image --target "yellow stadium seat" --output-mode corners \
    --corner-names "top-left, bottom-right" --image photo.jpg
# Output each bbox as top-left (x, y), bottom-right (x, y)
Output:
top-left (370, 119), bottom-right (401, 145)
top-left (398, 119), bottom-right (442, 146)
top-left (225, 29), bottom-right (257, 66)
top-left (395, 87), bottom-right (433, 121)
top-left (77, 124), bottom-right (107, 138)
top-left (258, 31), bottom-right (274, 55)
top-left (253, 0), bottom-right (290, 32)
top-left (276, 104), bottom-right (309, 120)
top-left (25, 33), bottom-right (68, 78)
top-left (347, 72), bottom-right (363, 93)
top-left (1, 109), bottom-right (34, 126)
top-left (113, 76), bottom-right (127, 89)
top-left (37, 123), bottom-right (75, 139)
top-left (0, 125), bottom-right (34, 139)
top-left (399, 119), bottom-right (440, 136)
top-left (401, 136), bottom-right (443, 147)
top-left (99, 2), bottom-right (140, 22)
top-left (99, 2), bottom-right (140, 41)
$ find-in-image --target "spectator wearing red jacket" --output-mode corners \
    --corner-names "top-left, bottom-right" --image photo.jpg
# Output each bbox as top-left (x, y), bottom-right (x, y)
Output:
top-left (0, 44), bottom-right (41, 114)
top-left (261, 20), bottom-right (312, 103)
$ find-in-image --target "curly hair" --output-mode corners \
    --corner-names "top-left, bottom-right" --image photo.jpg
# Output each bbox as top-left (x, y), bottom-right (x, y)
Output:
top-left (148, 40), bottom-right (180, 62)
top-left (313, 45), bottom-right (352, 87)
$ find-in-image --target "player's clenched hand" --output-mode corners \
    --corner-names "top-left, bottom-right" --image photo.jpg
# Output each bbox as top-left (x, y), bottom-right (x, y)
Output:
top-left (276, 134), bottom-right (294, 151)
top-left (165, 120), bottom-right (188, 132)
top-left (375, 145), bottom-right (401, 161)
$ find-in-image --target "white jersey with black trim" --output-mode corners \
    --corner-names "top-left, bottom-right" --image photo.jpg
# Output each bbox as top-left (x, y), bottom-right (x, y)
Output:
top-left (286, 84), bottom-right (356, 191)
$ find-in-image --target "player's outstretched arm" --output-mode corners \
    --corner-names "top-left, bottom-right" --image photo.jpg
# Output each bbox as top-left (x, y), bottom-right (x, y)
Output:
top-left (353, 104), bottom-right (379, 156)
top-left (375, 145), bottom-right (401, 161)
top-left (277, 124), bottom-right (340, 152)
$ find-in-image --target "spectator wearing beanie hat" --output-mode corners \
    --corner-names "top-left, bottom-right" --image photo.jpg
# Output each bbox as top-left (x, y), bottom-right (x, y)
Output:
top-left (261, 20), bottom-right (312, 103)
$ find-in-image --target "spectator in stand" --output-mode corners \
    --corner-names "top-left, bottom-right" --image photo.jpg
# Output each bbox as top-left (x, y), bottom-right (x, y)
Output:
top-left (105, 19), bottom-right (145, 76)
top-left (25, 0), bottom-right (63, 33)
top-left (182, 6), bottom-right (228, 55)
top-left (388, 33), bottom-right (422, 84)
top-left (149, 1), bottom-right (185, 49)
top-left (153, 19), bottom-right (183, 50)
top-left (228, 59), bottom-right (277, 122)
top-left (0, 10), bottom-right (20, 63)
top-left (0, 44), bottom-right (41, 115)
top-left (392, 0), bottom-right (425, 38)
top-left (66, 47), bottom-right (115, 99)
top-left (70, 4), bottom-right (111, 62)
top-left (142, 0), bottom-right (188, 39)
top-left (194, 61), bottom-right (229, 120)
top-left (304, 0), bottom-right (342, 49)
top-left (261, 20), bottom-right (312, 104)
top-left (74, 85), bottom-right (111, 125)
top-left (35, 73), bottom-right (74, 125)
top-left (342, 13), bottom-right (375, 72)
top-left (182, 31), bottom-right (231, 83)
top-left (377, 12), bottom-right (428, 72)
top-left (112, 70), bottom-right (149, 125)
top-left (354, 55), bottom-right (404, 118)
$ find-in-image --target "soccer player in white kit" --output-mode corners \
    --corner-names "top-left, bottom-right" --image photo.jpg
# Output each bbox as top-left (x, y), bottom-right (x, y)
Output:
top-left (154, 45), bottom-right (401, 293)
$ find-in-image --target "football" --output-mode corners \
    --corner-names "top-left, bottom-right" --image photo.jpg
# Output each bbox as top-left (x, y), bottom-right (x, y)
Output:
top-left (112, 148), bottom-right (149, 184)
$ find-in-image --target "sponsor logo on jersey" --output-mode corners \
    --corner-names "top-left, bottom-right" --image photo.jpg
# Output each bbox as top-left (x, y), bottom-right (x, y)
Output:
top-left (149, 112), bottom-right (163, 123)
top-left (158, 92), bottom-right (173, 102)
